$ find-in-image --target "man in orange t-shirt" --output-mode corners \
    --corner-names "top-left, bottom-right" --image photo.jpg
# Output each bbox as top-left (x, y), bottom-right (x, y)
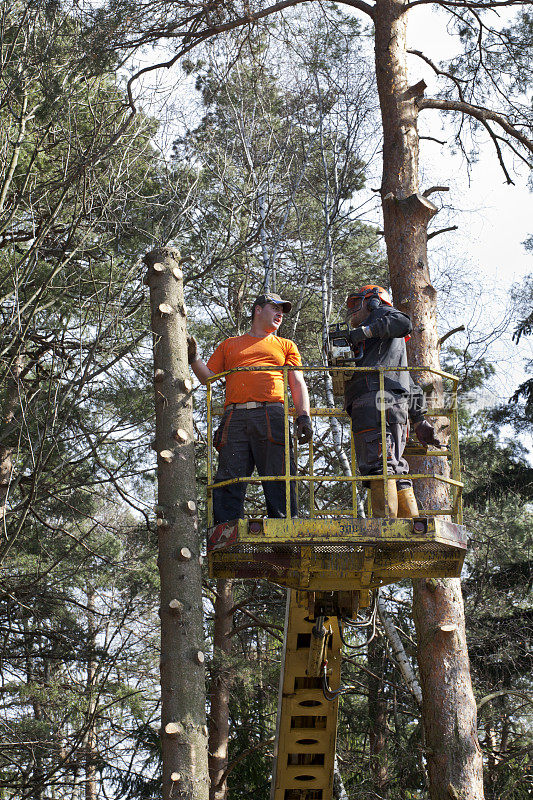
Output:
top-left (188, 293), bottom-right (312, 523)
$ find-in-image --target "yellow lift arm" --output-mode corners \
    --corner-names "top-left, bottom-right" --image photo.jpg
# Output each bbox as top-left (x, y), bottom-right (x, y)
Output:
top-left (271, 591), bottom-right (341, 800)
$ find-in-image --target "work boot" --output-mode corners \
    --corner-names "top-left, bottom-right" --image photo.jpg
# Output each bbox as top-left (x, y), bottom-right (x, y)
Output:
top-left (370, 480), bottom-right (398, 518)
top-left (397, 487), bottom-right (419, 518)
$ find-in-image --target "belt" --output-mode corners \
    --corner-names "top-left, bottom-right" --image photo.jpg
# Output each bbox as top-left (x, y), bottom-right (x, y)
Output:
top-left (226, 401), bottom-right (284, 410)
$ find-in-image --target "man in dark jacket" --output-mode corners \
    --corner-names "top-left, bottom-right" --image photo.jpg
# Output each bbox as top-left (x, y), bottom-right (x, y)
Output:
top-left (343, 285), bottom-right (441, 518)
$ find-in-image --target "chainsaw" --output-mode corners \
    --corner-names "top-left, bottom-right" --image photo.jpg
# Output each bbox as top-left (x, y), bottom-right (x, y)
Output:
top-left (326, 323), bottom-right (363, 396)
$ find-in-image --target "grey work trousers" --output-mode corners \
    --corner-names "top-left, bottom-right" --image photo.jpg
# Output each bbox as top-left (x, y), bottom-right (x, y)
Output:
top-left (212, 405), bottom-right (297, 523)
top-left (351, 422), bottom-right (412, 491)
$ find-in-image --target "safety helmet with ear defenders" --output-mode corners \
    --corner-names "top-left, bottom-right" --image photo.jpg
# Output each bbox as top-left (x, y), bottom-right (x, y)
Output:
top-left (345, 285), bottom-right (392, 316)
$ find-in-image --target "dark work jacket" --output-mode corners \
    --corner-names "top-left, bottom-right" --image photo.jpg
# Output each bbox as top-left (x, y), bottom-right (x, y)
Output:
top-left (344, 305), bottom-right (426, 429)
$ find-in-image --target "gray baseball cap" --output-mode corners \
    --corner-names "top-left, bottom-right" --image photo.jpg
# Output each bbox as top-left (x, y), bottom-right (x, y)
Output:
top-left (252, 293), bottom-right (292, 314)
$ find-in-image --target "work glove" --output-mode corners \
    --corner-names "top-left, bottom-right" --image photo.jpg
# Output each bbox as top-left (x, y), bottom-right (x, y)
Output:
top-left (187, 335), bottom-right (199, 365)
top-left (414, 419), bottom-right (443, 449)
top-left (296, 414), bottom-right (313, 444)
top-left (349, 327), bottom-right (368, 345)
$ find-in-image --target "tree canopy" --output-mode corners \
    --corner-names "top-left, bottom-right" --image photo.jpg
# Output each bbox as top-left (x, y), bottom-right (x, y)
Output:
top-left (0, 0), bottom-right (531, 798)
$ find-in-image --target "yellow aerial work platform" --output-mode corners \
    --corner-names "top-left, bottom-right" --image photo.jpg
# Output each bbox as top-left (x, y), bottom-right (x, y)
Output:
top-left (205, 365), bottom-right (468, 800)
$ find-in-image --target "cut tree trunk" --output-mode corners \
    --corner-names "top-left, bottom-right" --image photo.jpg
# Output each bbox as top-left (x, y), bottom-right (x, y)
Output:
top-left (145, 247), bottom-right (209, 800)
top-left (208, 579), bottom-right (234, 800)
top-left (374, 1), bottom-right (484, 797)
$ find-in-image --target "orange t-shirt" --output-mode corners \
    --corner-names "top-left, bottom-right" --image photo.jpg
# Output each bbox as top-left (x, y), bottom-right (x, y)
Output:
top-left (207, 334), bottom-right (302, 406)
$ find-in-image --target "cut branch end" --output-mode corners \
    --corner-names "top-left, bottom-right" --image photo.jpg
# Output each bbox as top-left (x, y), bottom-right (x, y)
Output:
top-left (165, 722), bottom-right (184, 736)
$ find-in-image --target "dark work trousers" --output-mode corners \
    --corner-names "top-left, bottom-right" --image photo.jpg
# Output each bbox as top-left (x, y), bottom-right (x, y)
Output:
top-left (349, 392), bottom-right (411, 490)
top-left (212, 405), bottom-right (297, 523)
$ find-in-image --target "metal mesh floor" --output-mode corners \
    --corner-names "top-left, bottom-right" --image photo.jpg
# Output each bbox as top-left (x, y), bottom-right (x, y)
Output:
top-left (210, 541), bottom-right (464, 586)
top-left (208, 517), bottom-right (467, 587)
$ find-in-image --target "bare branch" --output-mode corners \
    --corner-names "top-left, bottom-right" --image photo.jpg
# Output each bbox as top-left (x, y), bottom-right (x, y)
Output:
top-left (423, 186), bottom-right (450, 197)
top-left (215, 737), bottom-right (275, 789)
top-left (408, 48), bottom-right (467, 100)
top-left (228, 607), bottom-right (284, 641)
top-left (439, 325), bottom-right (466, 346)
top-left (427, 224), bottom-right (458, 240)
top-left (408, 0), bottom-right (526, 9)
top-left (126, 0), bottom-right (375, 105)
top-left (419, 135), bottom-right (447, 144)
top-left (477, 689), bottom-right (533, 714)
top-left (418, 97), bottom-right (533, 155)
top-left (480, 118), bottom-right (515, 184)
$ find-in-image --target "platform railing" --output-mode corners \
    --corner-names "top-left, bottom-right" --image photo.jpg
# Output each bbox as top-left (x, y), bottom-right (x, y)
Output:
top-left (205, 365), bottom-right (462, 528)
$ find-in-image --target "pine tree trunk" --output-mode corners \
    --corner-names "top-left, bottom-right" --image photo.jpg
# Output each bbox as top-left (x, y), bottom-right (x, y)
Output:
top-left (22, 618), bottom-right (44, 800)
top-left (85, 587), bottom-right (97, 800)
top-left (484, 720), bottom-right (497, 800)
top-left (144, 247), bottom-right (209, 800)
top-left (368, 635), bottom-right (389, 797)
top-left (208, 579), bottom-right (234, 800)
top-left (0, 354), bottom-right (22, 519)
top-left (374, 1), bottom-right (484, 797)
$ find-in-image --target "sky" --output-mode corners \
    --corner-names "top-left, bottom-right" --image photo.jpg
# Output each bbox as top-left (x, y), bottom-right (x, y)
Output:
top-left (407, 3), bottom-right (531, 279)
top-left (405, 3), bottom-right (532, 452)
top-left (400, 4), bottom-right (532, 406)
top-left (407, 3), bottom-right (531, 302)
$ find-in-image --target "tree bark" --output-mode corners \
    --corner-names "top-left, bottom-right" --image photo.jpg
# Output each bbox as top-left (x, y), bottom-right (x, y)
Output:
top-left (145, 247), bottom-right (209, 800)
top-left (208, 579), bottom-right (234, 800)
top-left (412, 581), bottom-right (483, 800)
top-left (0, 354), bottom-right (23, 520)
top-left (374, 1), bottom-right (484, 797)
top-left (368, 634), bottom-right (389, 797)
top-left (85, 587), bottom-right (97, 800)
top-left (22, 618), bottom-right (44, 800)
top-left (484, 719), bottom-right (497, 800)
